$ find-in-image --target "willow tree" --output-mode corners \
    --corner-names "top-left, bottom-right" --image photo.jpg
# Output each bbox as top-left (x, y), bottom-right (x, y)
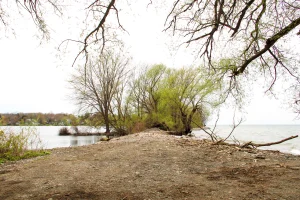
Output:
top-left (128, 65), bottom-right (220, 134)
top-left (128, 64), bottom-right (168, 121)
top-left (159, 67), bottom-right (220, 134)
top-left (69, 51), bottom-right (130, 134)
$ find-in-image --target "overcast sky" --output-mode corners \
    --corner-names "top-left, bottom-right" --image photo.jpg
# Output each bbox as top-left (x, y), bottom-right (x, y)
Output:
top-left (0, 2), bottom-right (299, 125)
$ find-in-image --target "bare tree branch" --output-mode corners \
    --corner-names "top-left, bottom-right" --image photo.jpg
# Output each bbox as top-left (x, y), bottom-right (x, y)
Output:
top-left (241, 135), bottom-right (298, 148)
top-left (233, 17), bottom-right (300, 76)
top-left (165, 0), bottom-right (300, 113)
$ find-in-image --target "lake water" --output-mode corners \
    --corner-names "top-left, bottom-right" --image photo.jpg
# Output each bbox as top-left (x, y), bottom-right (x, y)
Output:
top-left (193, 125), bottom-right (300, 155)
top-left (1, 125), bottom-right (299, 155)
top-left (0, 126), bottom-right (105, 149)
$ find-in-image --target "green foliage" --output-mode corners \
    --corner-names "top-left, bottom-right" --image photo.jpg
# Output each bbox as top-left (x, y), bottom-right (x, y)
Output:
top-left (0, 128), bottom-right (49, 164)
top-left (218, 58), bottom-right (237, 73)
top-left (128, 65), bottom-right (222, 134)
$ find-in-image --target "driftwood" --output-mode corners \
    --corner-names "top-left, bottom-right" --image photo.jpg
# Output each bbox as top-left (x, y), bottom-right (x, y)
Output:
top-left (193, 112), bottom-right (298, 149)
top-left (240, 135), bottom-right (298, 149)
top-left (213, 135), bottom-right (298, 149)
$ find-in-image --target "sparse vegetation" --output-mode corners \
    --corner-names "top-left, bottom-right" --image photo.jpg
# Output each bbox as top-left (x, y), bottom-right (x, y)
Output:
top-left (0, 128), bottom-right (49, 164)
top-left (71, 126), bottom-right (80, 134)
top-left (69, 50), bottom-right (131, 135)
top-left (58, 127), bottom-right (71, 136)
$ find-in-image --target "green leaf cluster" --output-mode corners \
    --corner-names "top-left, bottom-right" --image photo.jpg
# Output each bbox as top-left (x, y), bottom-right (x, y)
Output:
top-left (128, 65), bottom-right (222, 134)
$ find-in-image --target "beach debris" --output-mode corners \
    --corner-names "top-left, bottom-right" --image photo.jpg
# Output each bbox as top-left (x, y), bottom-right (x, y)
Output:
top-left (255, 155), bottom-right (266, 159)
top-left (240, 135), bottom-right (298, 149)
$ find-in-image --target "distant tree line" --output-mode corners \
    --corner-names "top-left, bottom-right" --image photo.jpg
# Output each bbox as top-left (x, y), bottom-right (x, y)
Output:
top-left (0, 113), bottom-right (96, 126)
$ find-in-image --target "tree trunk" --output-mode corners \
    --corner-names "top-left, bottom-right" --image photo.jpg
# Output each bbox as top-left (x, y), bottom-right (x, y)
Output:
top-left (185, 125), bottom-right (192, 134)
top-left (103, 100), bottom-right (111, 134)
top-left (180, 113), bottom-right (192, 135)
top-left (181, 108), bottom-right (197, 134)
top-left (105, 121), bottom-right (110, 134)
top-left (104, 109), bottom-right (110, 134)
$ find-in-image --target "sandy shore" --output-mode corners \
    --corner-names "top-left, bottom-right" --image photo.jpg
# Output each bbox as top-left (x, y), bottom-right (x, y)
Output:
top-left (1, 129), bottom-right (300, 199)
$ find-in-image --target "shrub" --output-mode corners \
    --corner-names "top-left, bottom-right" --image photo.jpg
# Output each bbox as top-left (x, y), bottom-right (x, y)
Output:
top-left (131, 121), bottom-right (147, 133)
top-left (59, 127), bottom-right (71, 136)
top-left (0, 128), bottom-right (49, 163)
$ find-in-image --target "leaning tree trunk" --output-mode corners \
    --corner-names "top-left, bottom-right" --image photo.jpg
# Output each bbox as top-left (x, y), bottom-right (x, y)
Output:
top-left (180, 113), bottom-right (192, 135)
top-left (181, 108), bottom-right (197, 134)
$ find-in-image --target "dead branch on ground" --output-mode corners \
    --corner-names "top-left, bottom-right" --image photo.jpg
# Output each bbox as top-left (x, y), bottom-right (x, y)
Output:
top-left (194, 110), bottom-right (298, 149)
top-left (240, 135), bottom-right (298, 149)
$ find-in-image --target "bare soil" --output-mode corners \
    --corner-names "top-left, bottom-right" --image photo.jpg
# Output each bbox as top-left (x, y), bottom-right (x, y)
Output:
top-left (1, 129), bottom-right (300, 200)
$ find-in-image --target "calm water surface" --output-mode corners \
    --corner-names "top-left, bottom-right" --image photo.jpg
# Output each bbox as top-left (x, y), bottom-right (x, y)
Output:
top-left (0, 126), bottom-right (104, 149)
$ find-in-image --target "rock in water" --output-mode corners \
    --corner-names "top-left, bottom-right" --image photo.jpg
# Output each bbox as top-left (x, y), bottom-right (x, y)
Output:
top-left (100, 136), bottom-right (110, 141)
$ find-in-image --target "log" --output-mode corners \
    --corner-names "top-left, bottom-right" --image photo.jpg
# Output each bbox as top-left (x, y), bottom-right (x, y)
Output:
top-left (241, 135), bottom-right (298, 148)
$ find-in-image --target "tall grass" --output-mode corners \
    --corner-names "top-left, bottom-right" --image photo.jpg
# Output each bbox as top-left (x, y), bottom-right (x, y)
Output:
top-left (0, 127), bottom-right (49, 163)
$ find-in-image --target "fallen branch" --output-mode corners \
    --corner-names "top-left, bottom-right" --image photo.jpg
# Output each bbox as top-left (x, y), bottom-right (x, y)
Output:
top-left (240, 135), bottom-right (298, 149)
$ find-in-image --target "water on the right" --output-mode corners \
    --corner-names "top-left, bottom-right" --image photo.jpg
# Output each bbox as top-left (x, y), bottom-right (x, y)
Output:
top-left (193, 125), bottom-right (300, 155)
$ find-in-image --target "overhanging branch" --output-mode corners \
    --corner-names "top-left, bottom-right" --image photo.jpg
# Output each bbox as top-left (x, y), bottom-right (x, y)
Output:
top-left (233, 17), bottom-right (300, 76)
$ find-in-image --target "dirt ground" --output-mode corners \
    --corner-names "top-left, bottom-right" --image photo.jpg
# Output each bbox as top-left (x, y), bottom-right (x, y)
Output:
top-left (1, 129), bottom-right (300, 200)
